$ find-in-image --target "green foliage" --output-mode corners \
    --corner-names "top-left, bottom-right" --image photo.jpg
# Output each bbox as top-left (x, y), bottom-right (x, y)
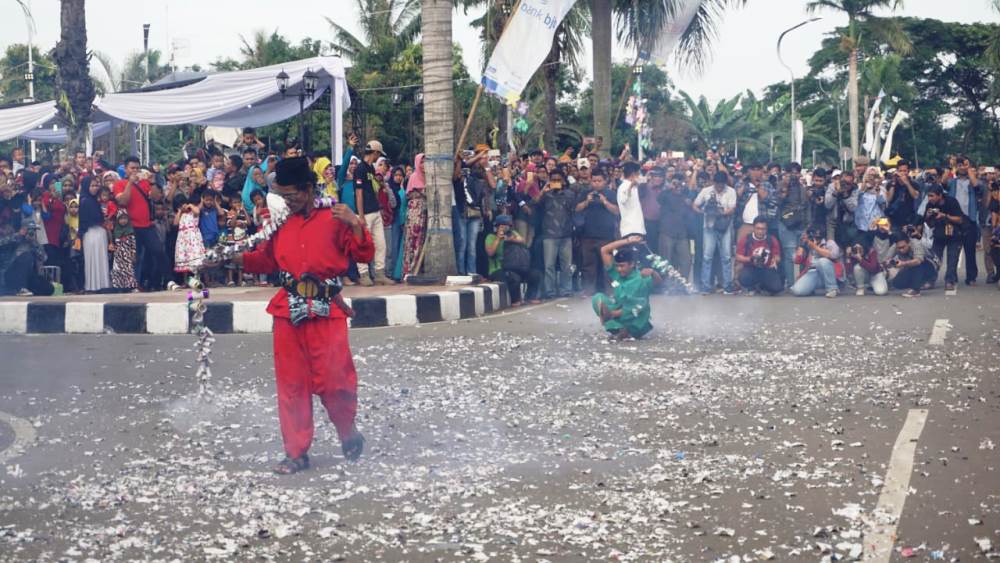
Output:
top-left (0, 44), bottom-right (57, 105)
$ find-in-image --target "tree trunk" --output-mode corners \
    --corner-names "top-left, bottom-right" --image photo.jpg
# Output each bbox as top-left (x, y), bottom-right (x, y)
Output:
top-left (591, 0), bottom-right (612, 157)
top-left (848, 48), bottom-right (859, 162)
top-left (420, 0), bottom-right (457, 277)
top-left (542, 42), bottom-right (560, 151)
top-left (53, 0), bottom-right (95, 155)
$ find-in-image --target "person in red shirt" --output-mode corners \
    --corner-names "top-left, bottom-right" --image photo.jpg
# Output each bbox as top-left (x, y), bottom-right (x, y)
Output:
top-left (735, 216), bottom-right (783, 295)
top-left (113, 156), bottom-right (167, 290)
top-left (229, 157), bottom-right (375, 474)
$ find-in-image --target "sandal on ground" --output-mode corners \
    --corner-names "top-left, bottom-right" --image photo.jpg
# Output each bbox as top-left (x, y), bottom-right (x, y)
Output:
top-left (273, 454), bottom-right (309, 475)
top-left (341, 430), bottom-right (365, 462)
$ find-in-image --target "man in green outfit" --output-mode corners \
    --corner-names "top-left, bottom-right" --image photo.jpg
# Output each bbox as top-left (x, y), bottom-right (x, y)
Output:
top-left (592, 236), bottom-right (663, 340)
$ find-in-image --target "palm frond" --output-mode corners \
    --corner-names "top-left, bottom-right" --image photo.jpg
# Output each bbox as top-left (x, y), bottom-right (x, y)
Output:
top-left (90, 50), bottom-right (120, 92)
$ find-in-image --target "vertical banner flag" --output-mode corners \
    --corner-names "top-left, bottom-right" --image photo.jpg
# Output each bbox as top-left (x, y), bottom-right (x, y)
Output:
top-left (645, 0), bottom-right (703, 65)
top-left (482, 0), bottom-right (579, 103)
top-left (794, 119), bottom-right (804, 165)
top-left (862, 88), bottom-right (885, 154)
top-left (879, 110), bottom-right (909, 164)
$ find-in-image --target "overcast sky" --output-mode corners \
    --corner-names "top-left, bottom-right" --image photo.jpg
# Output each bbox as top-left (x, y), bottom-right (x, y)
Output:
top-left (2, 0), bottom-right (995, 103)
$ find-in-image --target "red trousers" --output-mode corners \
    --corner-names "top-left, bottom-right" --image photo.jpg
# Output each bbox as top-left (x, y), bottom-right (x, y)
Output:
top-left (273, 316), bottom-right (358, 458)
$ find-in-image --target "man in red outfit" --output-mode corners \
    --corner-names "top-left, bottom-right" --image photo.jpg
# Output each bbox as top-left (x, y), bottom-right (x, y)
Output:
top-left (230, 156), bottom-right (374, 474)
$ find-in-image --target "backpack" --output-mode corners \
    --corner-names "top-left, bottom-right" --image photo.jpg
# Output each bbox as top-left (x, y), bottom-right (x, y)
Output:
top-left (501, 240), bottom-right (531, 274)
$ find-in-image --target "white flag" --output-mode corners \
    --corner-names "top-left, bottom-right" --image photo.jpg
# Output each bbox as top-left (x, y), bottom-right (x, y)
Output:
top-left (879, 110), bottom-right (909, 164)
top-left (862, 89), bottom-right (885, 154)
top-left (482, 0), bottom-right (579, 103)
top-left (794, 119), bottom-right (804, 164)
top-left (646, 0), bottom-right (703, 66)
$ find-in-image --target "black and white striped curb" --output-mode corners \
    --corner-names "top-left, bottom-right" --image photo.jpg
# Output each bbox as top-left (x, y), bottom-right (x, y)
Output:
top-left (0, 283), bottom-right (509, 334)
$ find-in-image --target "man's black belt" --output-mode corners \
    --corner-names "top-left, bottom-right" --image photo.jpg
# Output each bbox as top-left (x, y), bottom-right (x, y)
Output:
top-left (279, 272), bottom-right (343, 300)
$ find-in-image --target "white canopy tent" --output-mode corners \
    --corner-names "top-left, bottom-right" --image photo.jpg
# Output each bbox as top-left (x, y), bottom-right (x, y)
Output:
top-left (94, 56), bottom-right (351, 160)
top-left (0, 56), bottom-right (351, 160)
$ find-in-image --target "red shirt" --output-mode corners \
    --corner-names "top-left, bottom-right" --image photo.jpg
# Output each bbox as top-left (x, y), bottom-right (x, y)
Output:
top-left (42, 192), bottom-right (66, 244)
top-left (112, 179), bottom-right (153, 228)
top-left (737, 233), bottom-right (781, 267)
top-left (242, 208), bottom-right (375, 320)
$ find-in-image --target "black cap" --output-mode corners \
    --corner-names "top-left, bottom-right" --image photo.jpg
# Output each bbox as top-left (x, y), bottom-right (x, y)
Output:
top-left (274, 156), bottom-right (313, 187)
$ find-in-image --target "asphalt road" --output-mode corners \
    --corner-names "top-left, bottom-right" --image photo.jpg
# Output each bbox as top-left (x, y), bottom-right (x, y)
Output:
top-left (0, 288), bottom-right (998, 562)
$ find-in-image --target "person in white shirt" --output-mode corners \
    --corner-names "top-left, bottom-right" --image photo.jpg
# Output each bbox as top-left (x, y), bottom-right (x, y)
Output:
top-left (617, 161), bottom-right (646, 238)
top-left (693, 171), bottom-right (738, 293)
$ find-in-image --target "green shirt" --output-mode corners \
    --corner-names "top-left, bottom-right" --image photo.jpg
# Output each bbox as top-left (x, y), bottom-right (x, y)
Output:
top-left (485, 233), bottom-right (504, 275)
top-left (605, 263), bottom-right (654, 337)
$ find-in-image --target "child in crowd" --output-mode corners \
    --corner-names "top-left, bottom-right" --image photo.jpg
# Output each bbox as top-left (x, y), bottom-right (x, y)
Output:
top-left (251, 189), bottom-right (270, 227)
top-left (110, 209), bottom-right (138, 290)
top-left (592, 236), bottom-right (662, 340)
top-left (64, 196), bottom-right (83, 290)
top-left (174, 201), bottom-right (205, 278)
top-left (250, 189), bottom-right (270, 286)
top-left (225, 198), bottom-right (249, 286)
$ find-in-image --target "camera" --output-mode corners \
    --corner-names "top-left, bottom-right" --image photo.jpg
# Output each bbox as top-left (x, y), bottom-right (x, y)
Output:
top-left (886, 257), bottom-right (901, 269)
top-left (750, 246), bottom-right (771, 267)
top-left (902, 224), bottom-right (922, 239)
top-left (703, 196), bottom-right (722, 217)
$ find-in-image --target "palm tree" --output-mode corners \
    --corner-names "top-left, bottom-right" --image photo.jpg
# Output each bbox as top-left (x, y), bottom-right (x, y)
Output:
top-left (592, 0), bottom-right (748, 155)
top-left (326, 0), bottom-right (421, 64)
top-left (541, 4), bottom-right (590, 149)
top-left (592, 0), bottom-right (613, 156)
top-left (677, 91), bottom-right (754, 151)
top-left (420, 0), bottom-right (457, 277)
top-left (805, 0), bottom-right (911, 163)
top-left (52, 0), bottom-right (95, 154)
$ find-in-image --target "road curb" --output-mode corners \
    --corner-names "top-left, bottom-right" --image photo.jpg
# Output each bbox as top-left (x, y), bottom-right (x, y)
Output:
top-left (0, 283), bottom-right (509, 334)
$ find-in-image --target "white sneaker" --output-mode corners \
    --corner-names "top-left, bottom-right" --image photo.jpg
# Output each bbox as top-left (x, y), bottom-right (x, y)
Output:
top-left (855, 288), bottom-right (865, 296)
top-left (825, 289), bottom-right (838, 298)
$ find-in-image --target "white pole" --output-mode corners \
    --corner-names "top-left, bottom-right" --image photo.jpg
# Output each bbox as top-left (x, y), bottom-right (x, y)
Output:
top-left (777, 18), bottom-right (821, 163)
top-left (25, 1), bottom-right (36, 162)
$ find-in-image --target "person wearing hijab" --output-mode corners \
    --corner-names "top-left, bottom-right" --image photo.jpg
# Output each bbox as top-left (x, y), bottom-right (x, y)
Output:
top-left (78, 174), bottom-right (110, 291)
top-left (110, 209), bottom-right (138, 290)
top-left (242, 159), bottom-right (269, 215)
top-left (401, 154), bottom-right (428, 277)
top-left (313, 156), bottom-right (337, 199)
top-left (384, 166), bottom-right (405, 279)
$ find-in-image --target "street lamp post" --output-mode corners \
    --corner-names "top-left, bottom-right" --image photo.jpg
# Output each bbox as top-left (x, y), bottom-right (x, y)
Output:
top-left (276, 68), bottom-right (319, 152)
top-left (24, 2), bottom-right (36, 162)
top-left (777, 17), bottom-right (821, 163)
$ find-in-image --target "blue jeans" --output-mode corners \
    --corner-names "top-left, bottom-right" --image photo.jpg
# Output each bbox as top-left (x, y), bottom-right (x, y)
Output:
top-left (454, 211), bottom-right (482, 275)
top-left (701, 226), bottom-right (733, 291)
top-left (790, 257), bottom-right (838, 295)
top-left (777, 222), bottom-right (802, 288)
top-left (542, 237), bottom-right (573, 297)
top-left (452, 206), bottom-right (465, 273)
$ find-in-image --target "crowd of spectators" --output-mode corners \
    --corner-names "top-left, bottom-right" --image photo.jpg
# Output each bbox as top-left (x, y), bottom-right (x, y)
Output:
top-left (1, 129), bottom-right (998, 302)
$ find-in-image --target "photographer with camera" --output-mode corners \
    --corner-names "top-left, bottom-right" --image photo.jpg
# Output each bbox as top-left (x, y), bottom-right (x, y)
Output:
top-left (847, 235), bottom-right (888, 296)
top-left (808, 167), bottom-right (831, 234)
top-left (775, 162), bottom-right (808, 287)
top-left (112, 156), bottom-right (167, 291)
top-left (592, 236), bottom-right (662, 340)
top-left (884, 231), bottom-right (938, 297)
top-left (984, 167), bottom-right (999, 283)
top-left (485, 215), bottom-right (540, 306)
top-left (923, 185), bottom-right (966, 290)
top-left (656, 173), bottom-right (694, 285)
top-left (825, 170), bottom-right (859, 247)
top-left (735, 216), bottom-right (783, 295)
top-left (789, 228), bottom-right (842, 298)
top-left (945, 156), bottom-right (985, 285)
top-left (534, 167), bottom-right (577, 298)
top-left (854, 168), bottom-right (887, 247)
top-left (574, 167), bottom-right (619, 295)
top-left (692, 170), bottom-right (737, 294)
top-left (885, 160), bottom-right (920, 229)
